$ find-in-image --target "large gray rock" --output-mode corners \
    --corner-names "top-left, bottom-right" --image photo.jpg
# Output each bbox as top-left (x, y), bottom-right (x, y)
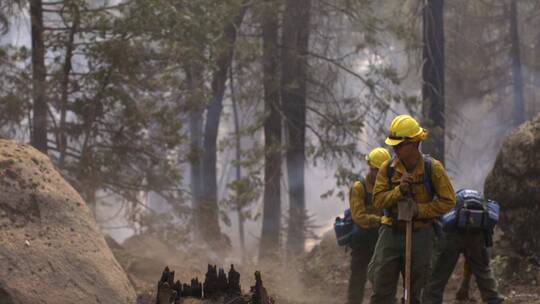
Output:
top-left (0, 140), bottom-right (136, 304)
top-left (485, 114), bottom-right (540, 258)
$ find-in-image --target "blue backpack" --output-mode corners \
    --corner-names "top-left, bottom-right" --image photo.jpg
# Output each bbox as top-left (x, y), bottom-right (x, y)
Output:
top-left (334, 179), bottom-right (370, 247)
top-left (334, 209), bottom-right (355, 246)
top-left (441, 189), bottom-right (500, 232)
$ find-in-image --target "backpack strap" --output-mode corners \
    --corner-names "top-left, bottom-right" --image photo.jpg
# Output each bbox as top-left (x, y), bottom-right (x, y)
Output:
top-left (359, 177), bottom-right (373, 206)
top-left (384, 159), bottom-right (396, 217)
top-left (349, 177), bottom-right (373, 209)
top-left (422, 155), bottom-right (435, 199)
top-left (386, 155), bottom-right (395, 182)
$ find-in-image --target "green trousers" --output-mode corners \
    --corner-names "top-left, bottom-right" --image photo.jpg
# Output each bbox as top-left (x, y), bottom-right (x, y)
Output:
top-left (369, 225), bottom-right (434, 304)
top-left (347, 229), bottom-right (379, 304)
top-left (422, 231), bottom-right (504, 304)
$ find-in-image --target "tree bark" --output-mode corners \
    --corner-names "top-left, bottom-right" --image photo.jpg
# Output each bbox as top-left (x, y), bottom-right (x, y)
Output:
top-left (509, 0), bottom-right (525, 126)
top-left (229, 67), bottom-right (246, 259)
top-left (30, 0), bottom-right (48, 154)
top-left (185, 65), bottom-right (204, 233)
top-left (421, 0), bottom-right (445, 164)
top-left (59, 3), bottom-right (80, 167)
top-left (201, 2), bottom-right (248, 244)
top-left (281, 0), bottom-right (311, 255)
top-left (259, 0), bottom-right (282, 260)
top-left (533, 30), bottom-right (540, 115)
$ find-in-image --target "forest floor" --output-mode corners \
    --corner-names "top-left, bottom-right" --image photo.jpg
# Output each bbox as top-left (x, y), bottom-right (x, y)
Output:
top-left (277, 230), bottom-right (540, 304)
top-left (113, 231), bottom-right (540, 304)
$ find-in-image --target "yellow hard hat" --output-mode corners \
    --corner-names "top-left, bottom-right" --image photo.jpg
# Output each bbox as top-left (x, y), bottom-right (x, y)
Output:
top-left (385, 115), bottom-right (427, 146)
top-left (365, 147), bottom-right (391, 169)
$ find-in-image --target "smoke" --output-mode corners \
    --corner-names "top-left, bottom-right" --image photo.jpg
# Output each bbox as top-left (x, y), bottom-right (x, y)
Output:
top-left (446, 98), bottom-right (518, 192)
top-left (0, 8), bottom-right (30, 48)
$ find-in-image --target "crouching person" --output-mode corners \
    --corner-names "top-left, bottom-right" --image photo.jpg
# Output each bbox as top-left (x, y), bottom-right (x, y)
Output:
top-left (347, 147), bottom-right (391, 304)
top-left (422, 189), bottom-right (505, 304)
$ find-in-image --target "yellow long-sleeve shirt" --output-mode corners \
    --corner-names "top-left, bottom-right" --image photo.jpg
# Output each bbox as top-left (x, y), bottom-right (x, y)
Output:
top-left (349, 179), bottom-right (382, 229)
top-left (373, 156), bottom-right (456, 222)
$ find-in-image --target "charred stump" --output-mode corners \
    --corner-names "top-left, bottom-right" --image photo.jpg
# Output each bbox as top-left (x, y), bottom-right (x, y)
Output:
top-left (191, 278), bottom-right (203, 298)
top-left (228, 264), bottom-right (241, 295)
top-left (155, 265), bottom-right (273, 304)
top-left (249, 271), bottom-right (274, 304)
top-left (217, 268), bottom-right (228, 294)
top-left (203, 264), bottom-right (219, 298)
top-left (182, 283), bottom-right (191, 297)
top-left (156, 267), bottom-right (177, 304)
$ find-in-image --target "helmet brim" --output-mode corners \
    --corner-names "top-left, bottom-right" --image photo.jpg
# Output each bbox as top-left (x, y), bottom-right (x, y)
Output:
top-left (385, 137), bottom-right (404, 146)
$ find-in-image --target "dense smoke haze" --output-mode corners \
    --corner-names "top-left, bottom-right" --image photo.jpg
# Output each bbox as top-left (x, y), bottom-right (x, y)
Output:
top-left (1, 1), bottom-right (539, 303)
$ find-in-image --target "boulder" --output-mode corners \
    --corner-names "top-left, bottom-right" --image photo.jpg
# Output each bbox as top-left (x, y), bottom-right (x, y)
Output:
top-left (0, 139), bottom-right (136, 303)
top-left (485, 113), bottom-right (540, 258)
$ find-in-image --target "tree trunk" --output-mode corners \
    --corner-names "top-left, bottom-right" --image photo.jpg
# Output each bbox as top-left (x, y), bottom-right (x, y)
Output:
top-left (59, 3), bottom-right (80, 167)
top-left (421, 0), bottom-right (445, 164)
top-left (281, 0), bottom-right (311, 255)
top-left (85, 185), bottom-right (97, 219)
top-left (533, 30), bottom-right (540, 115)
top-left (30, 0), bottom-right (48, 154)
top-left (259, 0), bottom-right (282, 260)
top-left (509, 0), bottom-right (525, 126)
top-left (229, 67), bottom-right (246, 259)
top-left (186, 65), bottom-right (204, 233)
top-left (201, 3), bottom-right (248, 244)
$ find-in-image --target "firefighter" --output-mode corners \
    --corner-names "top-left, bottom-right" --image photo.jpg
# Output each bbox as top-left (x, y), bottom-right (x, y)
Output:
top-left (347, 147), bottom-right (391, 304)
top-left (369, 114), bottom-right (456, 304)
top-left (422, 189), bottom-right (504, 304)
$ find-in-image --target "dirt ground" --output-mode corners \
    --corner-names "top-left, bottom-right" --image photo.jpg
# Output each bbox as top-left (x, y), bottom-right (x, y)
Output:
top-left (291, 229), bottom-right (540, 304)
top-left (113, 230), bottom-right (540, 304)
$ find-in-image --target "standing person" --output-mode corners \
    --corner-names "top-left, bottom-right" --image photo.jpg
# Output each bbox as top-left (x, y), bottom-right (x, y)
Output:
top-left (347, 147), bottom-right (391, 304)
top-left (422, 189), bottom-right (505, 304)
top-left (369, 114), bottom-right (456, 304)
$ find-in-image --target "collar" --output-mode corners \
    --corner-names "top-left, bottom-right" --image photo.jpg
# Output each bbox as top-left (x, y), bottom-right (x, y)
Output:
top-left (391, 155), bottom-right (425, 176)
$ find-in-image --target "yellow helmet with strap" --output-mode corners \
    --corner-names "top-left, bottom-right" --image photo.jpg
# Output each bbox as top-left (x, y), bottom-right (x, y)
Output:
top-left (385, 115), bottom-right (428, 146)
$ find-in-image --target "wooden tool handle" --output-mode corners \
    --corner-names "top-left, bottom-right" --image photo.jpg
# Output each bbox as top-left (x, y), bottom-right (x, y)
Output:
top-left (404, 220), bottom-right (412, 304)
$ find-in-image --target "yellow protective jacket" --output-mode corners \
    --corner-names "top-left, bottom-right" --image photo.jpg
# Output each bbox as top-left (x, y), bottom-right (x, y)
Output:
top-left (349, 179), bottom-right (382, 229)
top-left (373, 156), bottom-right (456, 224)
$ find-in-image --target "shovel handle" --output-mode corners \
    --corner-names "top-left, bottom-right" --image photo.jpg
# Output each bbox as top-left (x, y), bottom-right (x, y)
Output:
top-left (404, 220), bottom-right (412, 304)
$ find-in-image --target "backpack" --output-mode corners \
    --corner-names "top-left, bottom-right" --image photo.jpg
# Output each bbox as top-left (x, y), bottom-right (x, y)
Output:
top-left (441, 189), bottom-right (500, 232)
top-left (334, 178), bottom-right (370, 247)
top-left (334, 209), bottom-right (355, 246)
